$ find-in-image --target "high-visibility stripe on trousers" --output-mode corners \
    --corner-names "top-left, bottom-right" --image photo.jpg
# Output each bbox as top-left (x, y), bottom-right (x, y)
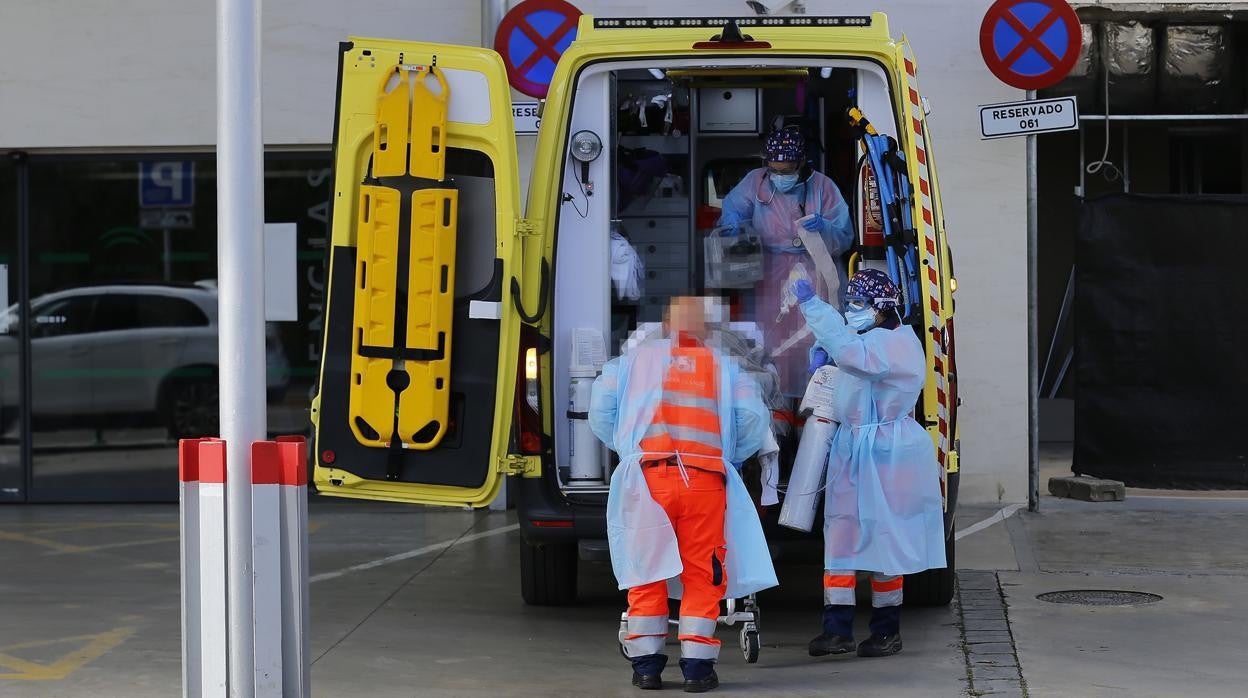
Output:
top-left (624, 463), bottom-right (727, 660)
top-left (823, 570), bottom-right (904, 607)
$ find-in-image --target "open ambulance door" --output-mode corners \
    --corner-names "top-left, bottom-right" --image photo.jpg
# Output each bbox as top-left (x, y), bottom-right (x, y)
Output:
top-left (312, 38), bottom-right (528, 508)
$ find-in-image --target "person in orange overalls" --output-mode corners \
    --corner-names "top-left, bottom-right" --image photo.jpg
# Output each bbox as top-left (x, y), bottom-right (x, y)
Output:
top-left (590, 297), bottom-right (773, 693)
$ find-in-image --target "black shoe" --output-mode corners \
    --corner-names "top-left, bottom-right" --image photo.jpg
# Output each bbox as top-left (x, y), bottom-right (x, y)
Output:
top-left (632, 671), bottom-right (663, 690)
top-left (857, 634), bottom-right (903, 657)
top-left (682, 671), bottom-right (719, 693)
top-left (808, 633), bottom-right (856, 657)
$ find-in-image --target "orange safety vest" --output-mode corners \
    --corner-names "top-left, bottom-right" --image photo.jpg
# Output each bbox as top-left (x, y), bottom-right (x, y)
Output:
top-left (638, 339), bottom-right (724, 473)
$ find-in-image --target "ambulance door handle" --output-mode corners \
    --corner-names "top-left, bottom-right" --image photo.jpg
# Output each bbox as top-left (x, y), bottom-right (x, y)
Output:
top-left (511, 258), bottom-right (550, 325)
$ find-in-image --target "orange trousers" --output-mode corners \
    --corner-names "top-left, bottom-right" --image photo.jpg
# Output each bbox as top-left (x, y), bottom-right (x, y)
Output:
top-left (623, 462), bottom-right (727, 661)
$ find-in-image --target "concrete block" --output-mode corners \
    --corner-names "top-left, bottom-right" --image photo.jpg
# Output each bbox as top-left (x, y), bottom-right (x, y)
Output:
top-left (963, 618), bottom-right (1011, 632)
top-left (972, 655), bottom-right (1019, 668)
top-left (963, 632), bottom-right (1014, 644)
top-left (1048, 475), bottom-right (1125, 502)
top-left (972, 664), bottom-right (1023, 682)
top-left (966, 642), bottom-right (1016, 655)
top-left (972, 679), bottom-right (1025, 697)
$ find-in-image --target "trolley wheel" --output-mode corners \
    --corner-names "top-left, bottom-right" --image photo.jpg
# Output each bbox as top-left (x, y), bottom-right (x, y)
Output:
top-left (740, 626), bottom-right (760, 663)
top-left (618, 613), bottom-right (629, 660)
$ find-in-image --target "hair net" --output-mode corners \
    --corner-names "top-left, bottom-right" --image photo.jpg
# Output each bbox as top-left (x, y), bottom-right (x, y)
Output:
top-left (846, 269), bottom-right (900, 311)
top-left (764, 129), bottom-right (805, 162)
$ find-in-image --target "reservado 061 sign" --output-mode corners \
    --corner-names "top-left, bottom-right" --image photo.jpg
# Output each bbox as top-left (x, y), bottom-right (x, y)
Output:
top-left (979, 96), bottom-right (1078, 140)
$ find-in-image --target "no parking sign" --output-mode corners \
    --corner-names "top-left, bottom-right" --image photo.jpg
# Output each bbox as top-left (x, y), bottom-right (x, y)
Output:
top-left (979, 0), bottom-right (1082, 91)
top-left (494, 0), bottom-right (582, 98)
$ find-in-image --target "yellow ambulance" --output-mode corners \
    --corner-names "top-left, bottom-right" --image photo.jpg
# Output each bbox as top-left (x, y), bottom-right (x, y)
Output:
top-left (311, 12), bottom-right (961, 608)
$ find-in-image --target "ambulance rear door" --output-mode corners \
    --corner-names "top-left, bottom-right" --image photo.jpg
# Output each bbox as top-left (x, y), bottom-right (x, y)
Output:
top-left (895, 38), bottom-right (955, 500)
top-left (312, 38), bottom-right (527, 508)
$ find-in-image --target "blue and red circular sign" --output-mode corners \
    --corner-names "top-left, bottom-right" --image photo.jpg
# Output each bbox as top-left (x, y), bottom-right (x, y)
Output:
top-left (979, 0), bottom-right (1082, 91)
top-left (494, 0), bottom-right (582, 98)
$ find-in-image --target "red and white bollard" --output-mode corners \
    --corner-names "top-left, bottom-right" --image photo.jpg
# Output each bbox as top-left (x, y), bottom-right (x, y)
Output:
top-left (180, 438), bottom-right (229, 697)
top-left (180, 436), bottom-right (308, 698)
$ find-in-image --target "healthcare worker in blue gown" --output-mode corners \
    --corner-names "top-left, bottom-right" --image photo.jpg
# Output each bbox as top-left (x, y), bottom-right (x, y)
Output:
top-left (716, 128), bottom-right (854, 400)
top-left (792, 270), bottom-right (946, 659)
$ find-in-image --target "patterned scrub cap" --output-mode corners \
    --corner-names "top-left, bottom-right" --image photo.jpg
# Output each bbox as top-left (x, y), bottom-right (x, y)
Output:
top-left (846, 269), bottom-right (901, 311)
top-left (764, 129), bottom-right (805, 162)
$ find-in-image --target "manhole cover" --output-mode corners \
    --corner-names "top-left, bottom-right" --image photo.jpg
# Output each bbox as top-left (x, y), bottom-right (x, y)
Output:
top-left (1037, 590), bottom-right (1162, 606)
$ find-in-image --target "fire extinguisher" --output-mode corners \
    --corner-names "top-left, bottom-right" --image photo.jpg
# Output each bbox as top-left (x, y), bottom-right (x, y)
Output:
top-left (856, 155), bottom-right (887, 269)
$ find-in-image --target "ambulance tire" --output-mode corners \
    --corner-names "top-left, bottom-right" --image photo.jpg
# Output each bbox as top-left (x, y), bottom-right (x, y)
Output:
top-left (520, 540), bottom-right (578, 606)
top-left (903, 531), bottom-right (955, 607)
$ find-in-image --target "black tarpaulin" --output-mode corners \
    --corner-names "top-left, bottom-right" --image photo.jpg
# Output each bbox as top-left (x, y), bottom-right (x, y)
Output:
top-left (1075, 194), bottom-right (1248, 488)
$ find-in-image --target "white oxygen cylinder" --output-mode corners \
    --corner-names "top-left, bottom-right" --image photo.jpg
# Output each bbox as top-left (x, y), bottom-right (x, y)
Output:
top-left (778, 365), bottom-right (841, 532)
top-left (568, 368), bottom-right (603, 485)
top-left (567, 329), bottom-right (607, 486)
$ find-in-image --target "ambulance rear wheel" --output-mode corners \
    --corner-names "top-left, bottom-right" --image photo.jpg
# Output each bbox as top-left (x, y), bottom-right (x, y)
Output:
top-left (903, 531), bottom-right (955, 607)
top-left (520, 540), bottom-right (578, 606)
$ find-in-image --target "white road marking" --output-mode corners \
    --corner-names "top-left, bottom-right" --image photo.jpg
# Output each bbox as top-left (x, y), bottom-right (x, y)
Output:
top-left (955, 503), bottom-right (1025, 541)
top-left (309, 523), bottom-right (520, 583)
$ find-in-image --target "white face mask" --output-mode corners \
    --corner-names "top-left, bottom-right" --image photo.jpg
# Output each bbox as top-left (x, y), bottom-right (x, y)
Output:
top-left (845, 307), bottom-right (878, 331)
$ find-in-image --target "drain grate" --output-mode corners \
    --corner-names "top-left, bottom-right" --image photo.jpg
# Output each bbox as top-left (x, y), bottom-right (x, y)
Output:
top-left (1038, 590), bottom-right (1162, 606)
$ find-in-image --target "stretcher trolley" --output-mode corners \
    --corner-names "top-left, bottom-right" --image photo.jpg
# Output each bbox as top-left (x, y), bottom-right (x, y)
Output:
top-left (618, 594), bottom-right (763, 664)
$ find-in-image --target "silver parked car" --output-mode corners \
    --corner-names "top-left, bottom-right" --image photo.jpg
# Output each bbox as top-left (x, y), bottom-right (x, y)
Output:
top-left (0, 283), bottom-right (290, 438)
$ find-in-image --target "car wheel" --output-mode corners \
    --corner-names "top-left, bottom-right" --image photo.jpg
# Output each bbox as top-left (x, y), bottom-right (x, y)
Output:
top-left (520, 540), bottom-right (578, 606)
top-left (166, 378), bottom-right (220, 439)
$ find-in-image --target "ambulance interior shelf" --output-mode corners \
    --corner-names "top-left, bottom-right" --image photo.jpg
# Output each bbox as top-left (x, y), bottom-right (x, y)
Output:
top-left (557, 64), bottom-right (883, 495)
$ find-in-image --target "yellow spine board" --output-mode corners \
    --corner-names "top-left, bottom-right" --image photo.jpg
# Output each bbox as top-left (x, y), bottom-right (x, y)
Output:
top-left (348, 64), bottom-right (457, 451)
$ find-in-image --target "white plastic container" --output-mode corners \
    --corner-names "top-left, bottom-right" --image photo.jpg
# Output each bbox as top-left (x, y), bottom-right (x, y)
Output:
top-left (779, 366), bottom-right (841, 532)
top-left (567, 368), bottom-right (603, 485)
top-left (778, 417), bottom-right (835, 533)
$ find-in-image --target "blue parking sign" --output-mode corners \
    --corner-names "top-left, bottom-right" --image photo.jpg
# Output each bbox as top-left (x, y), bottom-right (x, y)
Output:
top-left (139, 161), bottom-right (196, 208)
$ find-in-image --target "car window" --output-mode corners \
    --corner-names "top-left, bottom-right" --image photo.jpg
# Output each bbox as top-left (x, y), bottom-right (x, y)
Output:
top-left (137, 295), bottom-right (209, 328)
top-left (92, 294), bottom-right (140, 333)
top-left (31, 296), bottom-right (96, 338)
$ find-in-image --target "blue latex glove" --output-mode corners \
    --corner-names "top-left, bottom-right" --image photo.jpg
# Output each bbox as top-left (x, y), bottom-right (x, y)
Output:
top-left (792, 279), bottom-right (815, 303)
top-left (801, 214), bottom-right (825, 232)
top-left (809, 347), bottom-right (829, 375)
top-left (718, 225), bottom-right (740, 237)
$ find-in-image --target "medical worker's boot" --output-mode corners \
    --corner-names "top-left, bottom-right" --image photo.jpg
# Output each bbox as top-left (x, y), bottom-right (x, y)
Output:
top-left (808, 604), bottom-right (856, 657)
top-left (858, 605), bottom-right (903, 657)
top-left (679, 659), bottom-right (719, 693)
top-left (630, 654), bottom-right (667, 690)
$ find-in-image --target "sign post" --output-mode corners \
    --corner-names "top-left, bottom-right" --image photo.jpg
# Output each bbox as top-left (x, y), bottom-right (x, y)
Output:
top-left (980, 0), bottom-right (1082, 512)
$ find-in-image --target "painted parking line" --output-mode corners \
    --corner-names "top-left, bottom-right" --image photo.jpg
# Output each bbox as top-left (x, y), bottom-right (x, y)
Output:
top-left (0, 530), bottom-right (89, 554)
top-left (0, 627), bottom-right (135, 681)
top-left (955, 503), bottom-right (1025, 541)
top-left (310, 522), bottom-right (520, 584)
top-left (42, 536), bottom-right (181, 556)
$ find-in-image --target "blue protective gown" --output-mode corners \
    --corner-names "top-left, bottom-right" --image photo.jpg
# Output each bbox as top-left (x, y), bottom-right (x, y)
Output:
top-left (717, 169), bottom-right (854, 397)
top-left (589, 338), bottom-right (778, 598)
top-left (798, 297), bottom-right (947, 576)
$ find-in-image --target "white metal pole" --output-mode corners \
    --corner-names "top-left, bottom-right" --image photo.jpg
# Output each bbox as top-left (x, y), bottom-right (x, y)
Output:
top-left (1026, 89), bottom-right (1039, 513)
top-left (217, 0), bottom-right (266, 694)
top-left (482, 0), bottom-right (508, 47)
